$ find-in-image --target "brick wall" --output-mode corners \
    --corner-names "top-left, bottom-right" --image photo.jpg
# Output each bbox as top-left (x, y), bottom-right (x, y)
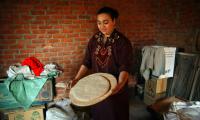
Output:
top-left (0, 0), bottom-right (199, 98)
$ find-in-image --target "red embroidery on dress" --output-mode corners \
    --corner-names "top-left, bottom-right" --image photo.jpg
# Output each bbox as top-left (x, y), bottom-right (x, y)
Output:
top-left (100, 48), bottom-right (107, 55)
top-left (95, 45), bottom-right (112, 68)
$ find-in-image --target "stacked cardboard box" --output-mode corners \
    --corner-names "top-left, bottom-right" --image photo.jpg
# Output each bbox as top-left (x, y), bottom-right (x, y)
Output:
top-left (144, 77), bottom-right (167, 105)
top-left (3, 105), bottom-right (45, 120)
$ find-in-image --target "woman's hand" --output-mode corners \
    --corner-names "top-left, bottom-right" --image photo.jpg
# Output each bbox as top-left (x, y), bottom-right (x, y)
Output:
top-left (112, 71), bottom-right (129, 95)
top-left (112, 83), bottom-right (123, 95)
top-left (71, 65), bottom-right (88, 88)
top-left (71, 79), bottom-right (78, 87)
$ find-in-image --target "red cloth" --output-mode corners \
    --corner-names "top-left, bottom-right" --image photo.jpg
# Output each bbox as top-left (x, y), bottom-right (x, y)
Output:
top-left (21, 57), bottom-right (44, 76)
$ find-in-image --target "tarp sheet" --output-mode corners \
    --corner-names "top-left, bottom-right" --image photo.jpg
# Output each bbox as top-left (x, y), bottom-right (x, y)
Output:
top-left (0, 74), bottom-right (48, 110)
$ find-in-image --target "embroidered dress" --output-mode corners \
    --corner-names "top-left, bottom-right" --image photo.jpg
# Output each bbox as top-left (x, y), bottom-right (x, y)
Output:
top-left (83, 29), bottom-right (133, 78)
top-left (83, 29), bottom-right (133, 120)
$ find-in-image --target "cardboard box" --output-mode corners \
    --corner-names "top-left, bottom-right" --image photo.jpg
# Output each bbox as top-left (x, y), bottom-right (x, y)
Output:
top-left (6, 105), bottom-right (44, 120)
top-left (143, 77), bottom-right (167, 105)
top-left (145, 77), bottom-right (167, 95)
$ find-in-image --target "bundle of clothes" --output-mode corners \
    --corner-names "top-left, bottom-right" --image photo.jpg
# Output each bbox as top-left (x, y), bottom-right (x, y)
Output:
top-left (1, 57), bottom-right (62, 110)
top-left (7, 57), bottom-right (62, 79)
top-left (140, 46), bottom-right (176, 80)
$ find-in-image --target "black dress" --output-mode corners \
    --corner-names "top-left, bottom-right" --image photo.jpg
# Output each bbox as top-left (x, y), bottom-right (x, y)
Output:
top-left (83, 29), bottom-right (133, 120)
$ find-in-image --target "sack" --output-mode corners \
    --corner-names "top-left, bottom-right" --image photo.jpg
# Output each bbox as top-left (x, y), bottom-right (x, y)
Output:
top-left (46, 98), bottom-right (78, 120)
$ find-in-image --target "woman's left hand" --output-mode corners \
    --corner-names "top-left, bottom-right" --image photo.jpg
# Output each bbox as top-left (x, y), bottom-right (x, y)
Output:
top-left (111, 71), bottom-right (129, 95)
top-left (111, 84), bottom-right (122, 95)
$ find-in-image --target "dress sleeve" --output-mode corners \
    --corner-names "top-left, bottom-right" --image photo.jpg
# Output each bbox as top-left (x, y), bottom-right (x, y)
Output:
top-left (117, 38), bottom-right (133, 73)
top-left (82, 38), bottom-right (93, 69)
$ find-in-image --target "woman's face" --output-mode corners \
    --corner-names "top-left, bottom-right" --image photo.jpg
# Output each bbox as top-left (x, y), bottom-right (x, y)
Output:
top-left (97, 13), bottom-right (116, 37)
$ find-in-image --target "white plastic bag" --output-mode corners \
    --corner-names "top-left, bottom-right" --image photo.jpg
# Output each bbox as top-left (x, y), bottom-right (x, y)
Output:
top-left (46, 98), bottom-right (78, 120)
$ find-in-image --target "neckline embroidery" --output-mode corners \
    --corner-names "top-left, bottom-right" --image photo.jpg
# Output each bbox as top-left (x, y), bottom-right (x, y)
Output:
top-left (95, 30), bottom-right (120, 45)
top-left (94, 30), bottom-right (120, 68)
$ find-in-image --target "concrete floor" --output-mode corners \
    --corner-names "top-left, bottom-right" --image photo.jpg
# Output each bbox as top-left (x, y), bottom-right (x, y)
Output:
top-left (129, 95), bottom-right (154, 120)
top-left (129, 85), bottom-right (164, 120)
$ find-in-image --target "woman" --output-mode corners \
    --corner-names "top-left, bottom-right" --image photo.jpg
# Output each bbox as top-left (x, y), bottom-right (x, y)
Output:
top-left (72, 6), bottom-right (133, 120)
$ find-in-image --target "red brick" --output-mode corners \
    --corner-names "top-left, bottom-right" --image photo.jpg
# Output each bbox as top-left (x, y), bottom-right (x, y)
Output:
top-left (40, 57), bottom-right (50, 61)
top-left (15, 19), bottom-right (30, 24)
top-left (61, 11), bottom-right (72, 15)
top-left (0, 45), bottom-right (9, 49)
top-left (53, 25), bottom-right (63, 29)
top-left (14, 54), bottom-right (29, 59)
top-left (44, 53), bottom-right (57, 57)
top-left (62, 29), bottom-right (73, 33)
top-left (38, 34), bottom-right (52, 38)
top-left (46, 11), bottom-right (60, 15)
top-left (53, 34), bottom-right (66, 38)
top-left (61, 19), bottom-right (73, 24)
top-left (3, 55), bottom-right (14, 59)
top-left (46, 20), bottom-right (59, 24)
top-left (5, 35), bottom-right (22, 39)
top-left (3, 50), bottom-right (19, 54)
top-left (67, 33), bottom-right (79, 38)
top-left (31, 11), bottom-right (45, 15)
top-left (36, 16), bottom-right (50, 20)
top-left (47, 39), bottom-right (60, 43)
top-left (79, 15), bottom-right (91, 20)
top-left (46, 48), bottom-right (60, 52)
top-left (70, 1), bottom-right (84, 5)
top-left (25, 44), bottom-right (38, 48)
top-left (34, 6), bottom-right (47, 10)
top-left (9, 44), bottom-right (24, 49)
top-left (39, 25), bottom-right (52, 29)
top-left (23, 25), bottom-right (38, 29)
top-left (21, 15), bottom-right (33, 20)
top-left (63, 38), bottom-right (73, 42)
top-left (0, 30), bottom-right (15, 34)
top-left (77, 28), bottom-right (88, 32)
top-left (53, 43), bottom-right (65, 47)
top-left (47, 30), bottom-right (60, 34)
top-left (68, 24), bottom-right (80, 29)
top-left (72, 20), bottom-right (87, 24)
top-left (15, 29), bottom-right (30, 34)
top-left (63, 15), bottom-right (77, 19)
top-left (24, 35), bottom-right (37, 39)
top-left (20, 49), bottom-right (34, 54)
top-left (80, 32), bottom-right (92, 37)
top-left (32, 30), bottom-right (46, 34)
top-left (74, 37), bottom-right (87, 41)
top-left (63, 47), bottom-right (76, 52)
top-left (32, 39), bottom-right (45, 43)
top-left (81, 23), bottom-right (93, 28)
top-left (34, 53), bottom-right (44, 58)
top-left (31, 20), bottom-right (45, 24)
top-left (0, 39), bottom-right (13, 44)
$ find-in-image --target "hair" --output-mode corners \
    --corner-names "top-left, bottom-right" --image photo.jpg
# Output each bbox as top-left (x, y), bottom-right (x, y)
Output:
top-left (97, 6), bottom-right (119, 20)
